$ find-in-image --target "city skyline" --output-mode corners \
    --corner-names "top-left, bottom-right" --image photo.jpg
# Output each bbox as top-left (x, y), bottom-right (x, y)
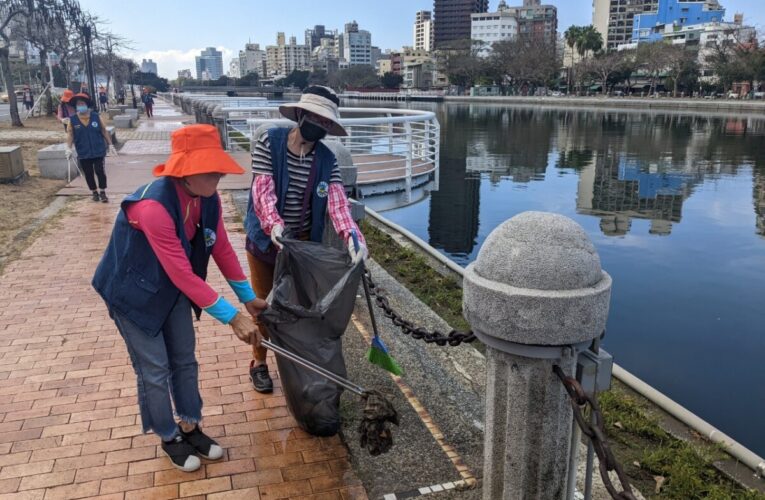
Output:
top-left (75, 0), bottom-right (765, 78)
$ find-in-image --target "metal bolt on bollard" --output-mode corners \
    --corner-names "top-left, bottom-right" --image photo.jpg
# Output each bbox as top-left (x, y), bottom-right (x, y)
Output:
top-left (463, 212), bottom-right (613, 500)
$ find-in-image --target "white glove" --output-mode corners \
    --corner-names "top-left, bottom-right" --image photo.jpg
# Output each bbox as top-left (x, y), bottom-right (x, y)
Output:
top-left (347, 238), bottom-right (368, 264)
top-left (270, 224), bottom-right (284, 250)
top-left (65, 147), bottom-right (73, 160)
top-left (108, 144), bottom-right (118, 157)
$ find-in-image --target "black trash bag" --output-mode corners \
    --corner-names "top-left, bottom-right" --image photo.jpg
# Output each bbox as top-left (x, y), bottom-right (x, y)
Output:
top-left (258, 237), bottom-right (364, 437)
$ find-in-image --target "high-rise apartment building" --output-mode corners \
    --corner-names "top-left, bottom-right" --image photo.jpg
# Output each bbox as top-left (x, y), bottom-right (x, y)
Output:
top-left (239, 43), bottom-right (266, 77)
top-left (471, 1), bottom-right (519, 56)
top-left (632, 0), bottom-right (724, 44)
top-left (228, 59), bottom-right (241, 78)
top-left (433, 0), bottom-right (489, 48)
top-left (195, 47), bottom-right (223, 80)
top-left (342, 21), bottom-right (372, 66)
top-left (305, 25), bottom-right (339, 54)
top-left (140, 58), bottom-right (158, 75)
top-left (266, 33), bottom-right (311, 77)
top-left (592, 0), bottom-right (659, 50)
top-left (507, 0), bottom-right (557, 44)
top-left (413, 11), bottom-right (434, 51)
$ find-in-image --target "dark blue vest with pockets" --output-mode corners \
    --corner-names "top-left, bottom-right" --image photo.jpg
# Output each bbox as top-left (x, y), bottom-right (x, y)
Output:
top-left (92, 177), bottom-right (220, 336)
top-left (70, 112), bottom-right (107, 160)
top-left (244, 127), bottom-right (336, 253)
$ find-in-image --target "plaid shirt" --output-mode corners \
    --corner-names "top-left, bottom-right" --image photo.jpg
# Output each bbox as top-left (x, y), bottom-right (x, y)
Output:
top-left (252, 175), bottom-right (365, 245)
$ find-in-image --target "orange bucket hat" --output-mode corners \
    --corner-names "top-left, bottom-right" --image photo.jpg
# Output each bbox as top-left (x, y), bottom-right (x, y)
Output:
top-left (61, 89), bottom-right (74, 103)
top-left (153, 124), bottom-right (245, 177)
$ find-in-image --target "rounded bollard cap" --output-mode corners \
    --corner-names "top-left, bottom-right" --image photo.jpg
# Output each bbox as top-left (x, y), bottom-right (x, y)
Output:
top-left (474, 211), bottom-right (602, 291)
top-left (463, 211), bottom-right (612, 347)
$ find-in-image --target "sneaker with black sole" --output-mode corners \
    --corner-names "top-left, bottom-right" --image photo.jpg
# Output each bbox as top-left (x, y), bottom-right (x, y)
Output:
top-left (91, 191), bottom-right (100, 202)
top-left (249, 361), bottom-right (273, 393)
top-left (161, 434), bottom-right (201, 472)
top-left (99, 191), bottom-right (108, 203)
top-left (180, 425), bottom-right (223, 460)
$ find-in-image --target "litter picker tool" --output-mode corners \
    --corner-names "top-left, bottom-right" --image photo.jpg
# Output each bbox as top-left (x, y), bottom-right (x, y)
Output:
top-left (352, 230), bottom-right (403, 376)
top-left (259, 337), bottom-right (399, 455)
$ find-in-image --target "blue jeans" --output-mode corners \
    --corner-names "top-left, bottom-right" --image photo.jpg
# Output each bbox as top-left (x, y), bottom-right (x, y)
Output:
top-left (111, 295), bottom-right (202, 441)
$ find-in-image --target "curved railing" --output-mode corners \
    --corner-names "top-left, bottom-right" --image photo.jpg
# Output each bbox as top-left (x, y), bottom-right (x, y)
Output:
top-left (224, 107), bottom-right (440, 198)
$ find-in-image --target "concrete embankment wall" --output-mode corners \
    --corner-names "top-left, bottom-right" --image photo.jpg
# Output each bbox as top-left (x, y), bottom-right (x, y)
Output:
top-left (443, 95), bottom-right (765, 114)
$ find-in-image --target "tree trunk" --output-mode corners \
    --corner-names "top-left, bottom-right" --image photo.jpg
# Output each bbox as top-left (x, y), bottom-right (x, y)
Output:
top-left (0, 47), bottom-right (23, 127)
top-left (674, 77), bottom-right (679, 98)
top-left (40, 49), bottom-right (54, 116)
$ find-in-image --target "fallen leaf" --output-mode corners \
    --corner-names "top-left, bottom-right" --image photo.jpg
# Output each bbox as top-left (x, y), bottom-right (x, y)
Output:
top-left (654, 475), bottom-right (666, 493)
top-left (614, 421), bottom-right (624, 430)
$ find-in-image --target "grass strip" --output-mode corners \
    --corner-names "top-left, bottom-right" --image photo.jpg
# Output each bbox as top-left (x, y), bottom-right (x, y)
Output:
top-left (362, 219), bottom-right (764, 499)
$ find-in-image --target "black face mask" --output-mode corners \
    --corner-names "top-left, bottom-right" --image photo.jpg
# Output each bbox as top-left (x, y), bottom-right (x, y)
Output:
top-left (298, 116), bottom-right (328, 142)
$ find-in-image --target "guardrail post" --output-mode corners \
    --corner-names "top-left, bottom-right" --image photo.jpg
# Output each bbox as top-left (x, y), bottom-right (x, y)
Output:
top-left (433, 121), bottom-right (440, 191)
top-left (463, 212), bottom-right (612, 499)
top-left (404, 121), bottom-right (413, 203)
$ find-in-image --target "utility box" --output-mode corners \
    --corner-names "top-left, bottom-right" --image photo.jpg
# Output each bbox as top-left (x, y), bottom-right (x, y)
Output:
top-left (0, 146), bottom-right (26, 183)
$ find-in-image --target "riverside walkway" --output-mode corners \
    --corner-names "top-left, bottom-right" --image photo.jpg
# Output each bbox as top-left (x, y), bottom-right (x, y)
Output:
top-left (0, 101), bottom-right (366, 500)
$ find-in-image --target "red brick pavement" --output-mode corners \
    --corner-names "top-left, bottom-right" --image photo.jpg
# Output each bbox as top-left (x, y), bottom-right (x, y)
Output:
top-left (0, 196), bottom-right (367, 500)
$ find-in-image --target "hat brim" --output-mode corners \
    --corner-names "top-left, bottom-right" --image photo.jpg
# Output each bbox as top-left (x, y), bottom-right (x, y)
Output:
top-left (153, 148), bottom-right (246, 177)
top-left (279, 103), bottom-right (348, 136)
top-left (72, 96), bottom-right (92, 107)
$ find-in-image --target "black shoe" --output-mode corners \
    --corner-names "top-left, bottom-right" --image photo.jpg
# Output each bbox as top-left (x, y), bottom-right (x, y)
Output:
top-left (99, 191), bottom-right (109, 203)
top-left (161, 434), bottom-right (201, 472)
top-left (91, 191), bottom-right (100, 202)
top-left (250, 361), bottom-right (273, 393)
top-left (180, 425), bottom-right (223, 460)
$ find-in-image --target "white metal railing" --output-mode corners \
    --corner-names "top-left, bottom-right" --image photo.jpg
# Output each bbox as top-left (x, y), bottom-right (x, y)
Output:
top-left (222, 106), bottom-right (440, 201)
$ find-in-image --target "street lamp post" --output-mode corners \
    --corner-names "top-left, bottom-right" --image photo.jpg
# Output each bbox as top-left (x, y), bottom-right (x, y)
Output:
top-left (82, 25), bottom-right (96, 101)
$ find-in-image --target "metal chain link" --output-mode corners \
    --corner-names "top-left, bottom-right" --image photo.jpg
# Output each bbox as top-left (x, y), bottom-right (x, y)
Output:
top-left (553, 365), bottom-right (638, 500)
top-left (362, 270), bottom-right (476, 347)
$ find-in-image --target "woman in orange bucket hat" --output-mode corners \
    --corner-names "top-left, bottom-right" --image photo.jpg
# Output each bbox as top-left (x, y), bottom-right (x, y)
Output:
top-left (93, 124), bottom-right (267, 472)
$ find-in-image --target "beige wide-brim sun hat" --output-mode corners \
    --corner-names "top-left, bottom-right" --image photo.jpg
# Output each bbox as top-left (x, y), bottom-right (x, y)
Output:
top-left (278, 88), bottom-right (348, 137)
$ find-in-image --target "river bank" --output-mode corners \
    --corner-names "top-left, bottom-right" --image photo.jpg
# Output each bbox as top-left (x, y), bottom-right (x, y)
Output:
top-left (442, 95), bottom-right (765, 114)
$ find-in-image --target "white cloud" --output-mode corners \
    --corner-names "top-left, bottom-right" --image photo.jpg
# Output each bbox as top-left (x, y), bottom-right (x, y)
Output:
top-left (128, 46), bottom-right (235, 80)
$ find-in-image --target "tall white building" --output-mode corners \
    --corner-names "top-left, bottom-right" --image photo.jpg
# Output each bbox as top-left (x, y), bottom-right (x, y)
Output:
top-left (342, 21), bottom-right (372, 66)
top-left (140, 58), bottom-right (158, 74)
top-left (239, 43), bottom-right (266, 77)
top-left (471, 1), bottom-right (518, 57)
top-left (266, 33), bottom-right (311, 77)
top-left (228, 59), bottom-right (241, 78)
top-left (413, 11), bottom-right (434, 52)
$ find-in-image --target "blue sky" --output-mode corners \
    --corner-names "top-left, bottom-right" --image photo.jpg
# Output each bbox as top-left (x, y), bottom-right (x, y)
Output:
top-left (77, 0), bottom-right (763, 78)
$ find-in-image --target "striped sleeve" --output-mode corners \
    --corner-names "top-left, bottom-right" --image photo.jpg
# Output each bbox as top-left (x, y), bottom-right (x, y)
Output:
top-left (329, 159), bottom-right (343, 185)
top-left (251, 131), bottom-right (273, 176)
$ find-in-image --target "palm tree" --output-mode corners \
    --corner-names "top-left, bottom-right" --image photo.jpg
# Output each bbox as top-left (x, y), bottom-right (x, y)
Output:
top-left (564, 26), bottom-right (582, 92)
top-left (576, 26), bottom-right (604, 60)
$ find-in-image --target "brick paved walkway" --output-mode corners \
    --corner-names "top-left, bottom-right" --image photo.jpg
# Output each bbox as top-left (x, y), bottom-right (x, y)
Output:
top-left (0, 100), bottom-right (367, 500)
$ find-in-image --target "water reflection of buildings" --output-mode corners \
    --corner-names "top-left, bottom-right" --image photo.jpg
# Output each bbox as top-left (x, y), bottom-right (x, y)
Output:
top-left (755, 168), bottom-right (765, 238)
top-left (577, 157), bottom-right (697, 236)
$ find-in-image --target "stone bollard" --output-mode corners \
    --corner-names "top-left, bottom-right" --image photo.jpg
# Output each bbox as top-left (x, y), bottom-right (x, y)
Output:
top-left (463, 212), bottom-right (612, 500)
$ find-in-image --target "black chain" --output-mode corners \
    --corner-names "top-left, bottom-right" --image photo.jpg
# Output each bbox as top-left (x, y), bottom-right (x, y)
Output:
top-left (554, 365), bottom-right (638, 500)
top-left (362, 270), bottom-right (476, 347)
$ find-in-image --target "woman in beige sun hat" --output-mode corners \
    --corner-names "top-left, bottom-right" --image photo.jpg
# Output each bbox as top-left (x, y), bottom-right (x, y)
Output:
top-left (242, 85), bottom-right (368, 393)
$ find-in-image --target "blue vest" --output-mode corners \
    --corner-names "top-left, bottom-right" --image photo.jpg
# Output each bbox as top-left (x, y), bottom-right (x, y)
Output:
top-left (92, 177), bottom-right (220, 336)
top-left (70, 112), bottom-right (107, 160)
top-left (244, 127), bottom-right (336, 253)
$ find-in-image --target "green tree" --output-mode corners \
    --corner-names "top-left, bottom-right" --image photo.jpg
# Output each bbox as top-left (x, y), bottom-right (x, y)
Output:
top-left (282, 69), bottom-right (310, 90)
top-left (133, 71), bottom-right (169, 92)
top-left (308, 70), bottom-right (328, 86)
top-left (380, 71), bottom-right (403, 89)
top-left (564, 26), bottom-right (583, 91)
top-left (330, 65), bottom-right (380, 89)
top-left (575, 26), bottom-right (603, 59)
top-left (236, 71), bottom-right (260, 86)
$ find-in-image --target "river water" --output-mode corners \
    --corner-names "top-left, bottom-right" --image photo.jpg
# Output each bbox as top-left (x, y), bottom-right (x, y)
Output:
top-left (363, 101), bottom-right (765, 457)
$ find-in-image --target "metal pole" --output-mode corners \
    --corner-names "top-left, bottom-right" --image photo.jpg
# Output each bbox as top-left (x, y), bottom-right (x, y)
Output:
top-left (404, 121), bottom-right (412, 203)
top-left (566, 419), bottom-right (582, 499)
top-left (583, 336), bottom-right (601, 500)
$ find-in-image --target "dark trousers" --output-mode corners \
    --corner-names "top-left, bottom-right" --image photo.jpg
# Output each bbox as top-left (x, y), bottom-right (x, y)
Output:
top-left (79, 157), bottom-right (107, 191)
top-left (145, 104), bottom-right (153, 117)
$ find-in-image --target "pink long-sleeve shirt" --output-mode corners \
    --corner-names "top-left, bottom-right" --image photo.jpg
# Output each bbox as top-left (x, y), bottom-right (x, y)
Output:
top-left (125, 180), bottom-right (247, 310)
top-left (252, 174), bottom-right (365, 245)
